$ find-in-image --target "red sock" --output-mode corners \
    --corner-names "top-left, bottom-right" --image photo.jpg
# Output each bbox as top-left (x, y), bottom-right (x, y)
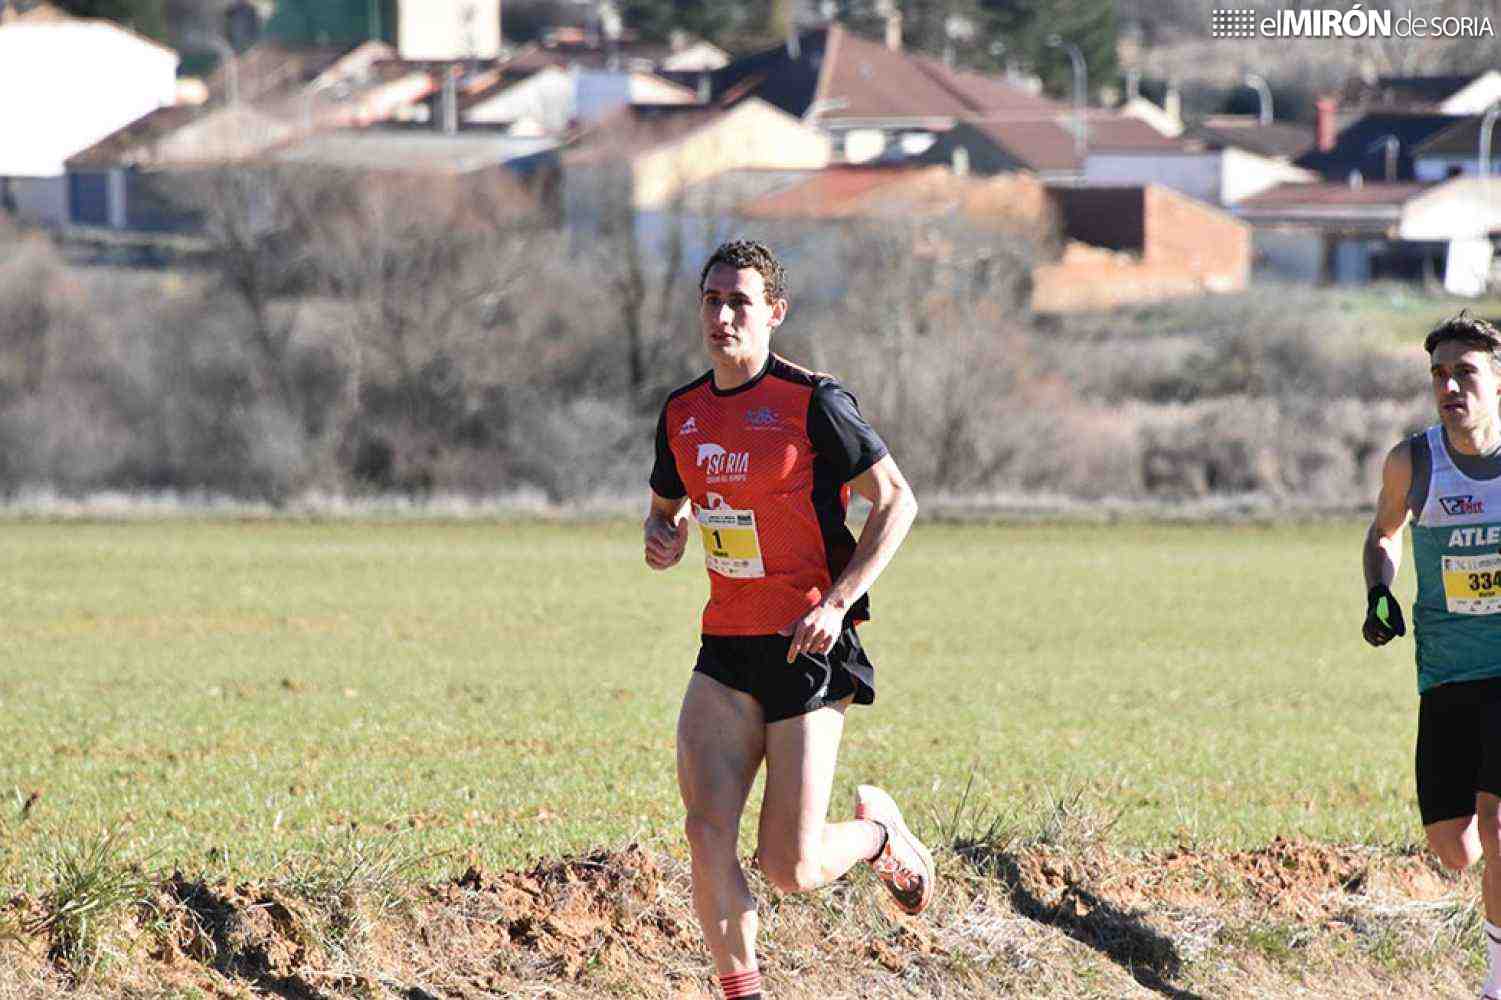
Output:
top-left (719, 968), bottom-right (763, 999)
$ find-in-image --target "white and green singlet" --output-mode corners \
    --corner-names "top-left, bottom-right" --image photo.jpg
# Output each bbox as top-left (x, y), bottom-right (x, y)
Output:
top-left (1409, 425), bottom-right (1501, 692)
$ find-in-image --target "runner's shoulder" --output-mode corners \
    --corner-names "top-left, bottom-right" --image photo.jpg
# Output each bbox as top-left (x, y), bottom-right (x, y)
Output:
top-left (768, 354), bottom-right (842, 393)
top-left (1387, 431), bottom-right (1428, 468)
top-left (1381, 435), bottom-right (1417, 489)
top-left (660, 370), bottom-right (715, 412)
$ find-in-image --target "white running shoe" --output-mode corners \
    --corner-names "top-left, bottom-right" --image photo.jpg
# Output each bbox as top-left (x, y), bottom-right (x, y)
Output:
top-left (855, 784), bottom-right (935, 915)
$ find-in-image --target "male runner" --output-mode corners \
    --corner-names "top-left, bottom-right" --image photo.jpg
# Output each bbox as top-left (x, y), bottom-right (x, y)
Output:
top-left (1363, 312), bottom-right (1501, 999)
top-left (643, 240), bottom-right (933, 1000)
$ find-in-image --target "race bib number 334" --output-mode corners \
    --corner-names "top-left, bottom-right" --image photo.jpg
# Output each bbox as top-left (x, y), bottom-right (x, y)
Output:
top-left (1441, 552), bottom-right (1501, 614)
top-left (697, 507), bottom-right (765, 579)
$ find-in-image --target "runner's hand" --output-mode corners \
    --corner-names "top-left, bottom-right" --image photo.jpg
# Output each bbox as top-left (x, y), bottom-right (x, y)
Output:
top-left (644, 514), bottom-right (688, 570)
top-left (1362, 583), bottom-right (1406, 646)
top-left (783, 601), bottom-right (843, 663)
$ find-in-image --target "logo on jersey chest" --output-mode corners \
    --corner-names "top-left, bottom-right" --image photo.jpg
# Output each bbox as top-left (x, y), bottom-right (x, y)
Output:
top-left (744, 406), bottom-right (781, 430)
top-left (696, 442), bottom-right (750, 482)
top-left (1440, 495), bottom-right (1486, 516)
top-left (678, 416), bottom-right (698, 435)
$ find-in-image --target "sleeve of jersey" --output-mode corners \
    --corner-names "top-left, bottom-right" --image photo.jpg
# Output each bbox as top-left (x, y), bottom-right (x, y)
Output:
top-left (806, 382), bottom-right (890, 482)
top-left (649, 405), bottom-right (687, 500)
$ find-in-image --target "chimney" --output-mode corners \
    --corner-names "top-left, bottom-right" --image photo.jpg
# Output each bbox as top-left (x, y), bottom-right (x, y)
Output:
top-left (697, 73), bottom-right (711, 104)
top-left (786, 29), bottom-right (800, 59)
top-left (885, 9), bottom-right (902, 51)
top-left (1316, 96), bottom-right (1338, 153)
top-left (1383, 134), bottom-right (1399, 182)
top-left (951, 145), bottom-right (970, 177)
top-left (1126, 69), bottom-right (1139, 103)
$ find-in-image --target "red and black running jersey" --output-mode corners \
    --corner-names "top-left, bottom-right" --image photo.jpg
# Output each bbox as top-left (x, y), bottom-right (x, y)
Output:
top-left (650, 353), bottom-right (889, 637)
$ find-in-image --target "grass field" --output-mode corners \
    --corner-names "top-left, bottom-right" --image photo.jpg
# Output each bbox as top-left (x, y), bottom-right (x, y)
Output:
top-left (0, 518), bottom-right (1426, 898)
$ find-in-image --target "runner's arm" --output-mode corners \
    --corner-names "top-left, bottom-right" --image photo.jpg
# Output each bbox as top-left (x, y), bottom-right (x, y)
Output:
top-left (644, 490), bottom-right (690, 571)
top-left (786, 455), bottom-right (917, 660)
top-left (1361, 441), bottom-right (1411, 646)
top-left (823, 455), bottom-right (918, 612)
top-left (1364, 440), bottom-right (1412, 590)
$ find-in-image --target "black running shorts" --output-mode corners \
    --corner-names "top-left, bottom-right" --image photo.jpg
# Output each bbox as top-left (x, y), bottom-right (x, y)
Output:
top-left (1415, 676), bottom-right (1501, 825)
top-left (693, 625), bottom-right (876, 724)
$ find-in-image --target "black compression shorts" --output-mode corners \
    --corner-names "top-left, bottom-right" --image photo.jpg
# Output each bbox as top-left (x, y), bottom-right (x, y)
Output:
top-left (1415, 676), bottom-right (1501, 825)
top-left (694, 625), bottom-right (876, 724)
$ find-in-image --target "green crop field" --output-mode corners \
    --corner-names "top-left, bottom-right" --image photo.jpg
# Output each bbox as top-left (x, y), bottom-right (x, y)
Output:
top-left (0, 519), bottom-right (1425, 893)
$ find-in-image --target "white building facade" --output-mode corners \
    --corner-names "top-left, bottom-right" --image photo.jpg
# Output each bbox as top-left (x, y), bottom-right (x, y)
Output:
top-left (0, 17), bottom-right (178, 225)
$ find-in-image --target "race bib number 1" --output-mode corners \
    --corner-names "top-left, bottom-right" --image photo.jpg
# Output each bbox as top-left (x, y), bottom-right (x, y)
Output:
top-left (697, 506), bottom-right (765, 579)
top-left (1441, 552), bottom-right (1501, 614)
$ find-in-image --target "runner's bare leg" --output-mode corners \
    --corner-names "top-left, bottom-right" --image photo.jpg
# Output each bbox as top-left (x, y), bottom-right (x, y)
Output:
top-left (677, 673), bottom-right (766, 976)
top-left (755, 696), bottom-right (885, 892)
top-left (1478, 793), bottom-right (1501, 924)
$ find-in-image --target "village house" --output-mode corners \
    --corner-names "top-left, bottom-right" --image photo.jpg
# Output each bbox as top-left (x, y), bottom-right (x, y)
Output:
top-left (735, 164), bottom-right (1249, 313)
top-left (0, 1), bottom-right (179, 226)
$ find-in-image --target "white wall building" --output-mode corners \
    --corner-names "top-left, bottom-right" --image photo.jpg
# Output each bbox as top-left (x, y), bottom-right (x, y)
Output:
top-left (1432, 71), bottom-right (1501, 115)
top-left (398, 0), bottom-right (501, 61)
top-left (0, 15), bottom-right (178, 225)
top-left (464, 65), bottom-right (696, 134)
top-left (1084, 146), bottom-right (1316, 207)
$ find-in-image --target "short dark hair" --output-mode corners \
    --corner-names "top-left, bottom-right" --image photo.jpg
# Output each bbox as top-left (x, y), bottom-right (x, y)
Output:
top-left (698, 239), bottom-right (786, 304)
top-left (1424, 310), bottom-right (1501, 357)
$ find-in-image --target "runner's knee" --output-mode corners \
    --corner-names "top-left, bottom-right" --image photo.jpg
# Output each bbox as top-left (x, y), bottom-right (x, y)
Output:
top-left (1476, 810), bottom-right (1501, 858)
top-left (684, 813), bottom-right (738, 858)
top-left (1428, 826), bottom-right (1481, 869)
top-left (755, 845), bottom-right (821, 894)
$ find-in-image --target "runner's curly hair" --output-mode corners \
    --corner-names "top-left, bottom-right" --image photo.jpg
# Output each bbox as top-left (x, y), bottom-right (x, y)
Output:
top-left (698, 240), bottom-right (787, 304)
top-left (1425, 310), bottom-right (1501, 372)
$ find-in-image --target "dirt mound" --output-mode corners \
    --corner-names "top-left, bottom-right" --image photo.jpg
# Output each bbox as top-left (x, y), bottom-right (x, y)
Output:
top-left (405, 845), bottom-right (702, 992)
top-left (0, 839), bottom-right (1483, 999)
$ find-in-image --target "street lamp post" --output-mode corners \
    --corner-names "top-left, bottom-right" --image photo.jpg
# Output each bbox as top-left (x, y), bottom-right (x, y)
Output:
top-left (1481, 104), bottom-right (1501, 182)
top-left (1244, 73), bottom-right (1272, 126)
top-left (1047, 35), bottom-right (1087, 164)
top-left (1481, 103), bottom-right (1501, 208)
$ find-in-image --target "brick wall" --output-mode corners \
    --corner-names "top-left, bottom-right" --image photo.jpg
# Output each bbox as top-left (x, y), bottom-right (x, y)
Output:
top-left (1032, 184), bottom-right (1250, 312)
top-left (1141, 184), bottom-right (1250, 286)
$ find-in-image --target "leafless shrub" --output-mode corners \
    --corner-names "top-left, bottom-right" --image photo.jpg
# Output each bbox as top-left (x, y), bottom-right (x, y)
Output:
top-left (0, 187), bottom-right (1454, 506)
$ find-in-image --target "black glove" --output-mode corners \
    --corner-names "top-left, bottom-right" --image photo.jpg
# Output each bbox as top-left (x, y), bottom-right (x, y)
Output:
top-left (1362, 584), bottom-right (1406, 647)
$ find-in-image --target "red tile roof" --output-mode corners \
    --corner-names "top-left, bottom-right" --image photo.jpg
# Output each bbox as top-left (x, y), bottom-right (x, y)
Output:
top-left (1236, 180), bottom-right (1432, 209)
top-left (953, 112), bottom-right (1186, 173)
top-left (738, 165), bottom-right (925, 217)
top-left (1195, 116), bottom-right (1315, 160)
top-left (815, 25), bottom-right (975, 120)
top-left (707, 23), bottom-right (1062, 125)
top-left (1083, 114), bottom-right (1187, 152)
top-left (737, 164), bottom-right (1047, 226)
top-left (563, 104), bottom-right (732, 165)
top-left (66, 106), bottom-right (206, 167)
top-left (909, 55), bottom-right (1062, 117)
top-left (965, 118), bottom-right (1080, 172)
